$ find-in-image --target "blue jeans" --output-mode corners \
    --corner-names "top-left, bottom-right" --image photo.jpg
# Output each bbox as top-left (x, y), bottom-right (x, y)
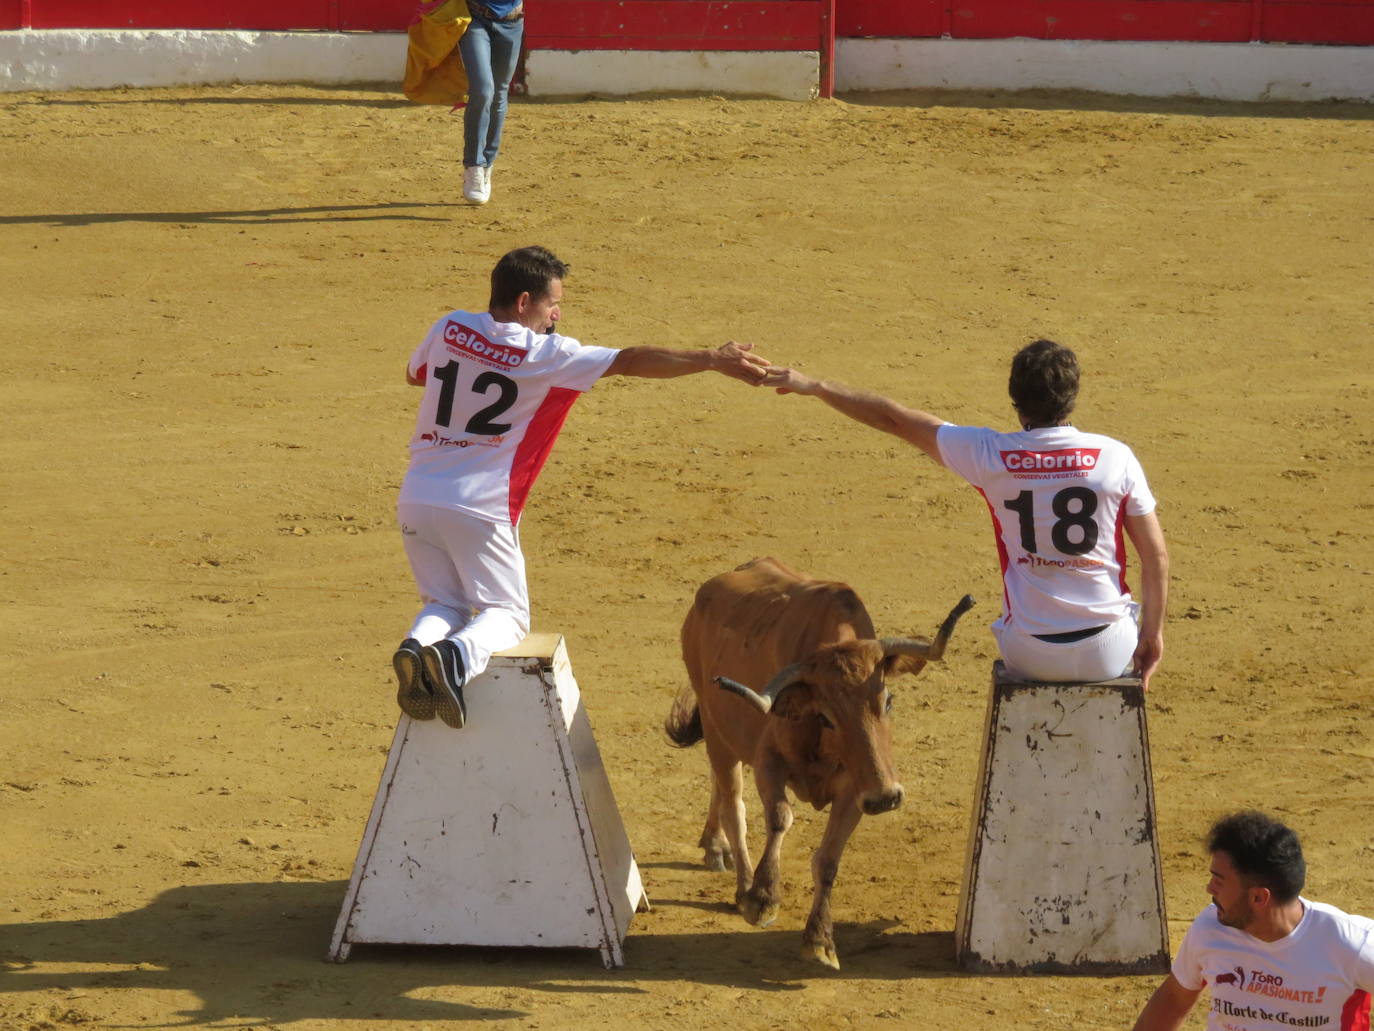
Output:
top-left (460, 14), bottom-right (523, 169)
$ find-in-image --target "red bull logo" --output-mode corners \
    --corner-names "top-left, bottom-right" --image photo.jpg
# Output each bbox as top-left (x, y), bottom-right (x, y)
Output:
top-left (1214, 967), bottom-right (1245, 988)
top-left (1000, 448), bottom-right (1101, 476)
top-left (443, 321), bottom-right (526, 369)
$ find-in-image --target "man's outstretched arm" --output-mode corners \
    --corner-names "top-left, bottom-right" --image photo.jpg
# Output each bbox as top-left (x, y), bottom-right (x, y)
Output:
top-left (762, 367), bottom-right (946, 463)
top-left (605, 341), bottom-right (770, 384)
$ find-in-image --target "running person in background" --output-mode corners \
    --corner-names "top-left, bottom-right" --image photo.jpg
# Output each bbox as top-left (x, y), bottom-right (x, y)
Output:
top-left (762, 339), bottom-right (1169, 688)
top-left (459, 0), bottom-right (523, 204)
top-left (393, 245), bottom-right (770, 728)
top-left (1132, 810), bottom-right (1374, 1031)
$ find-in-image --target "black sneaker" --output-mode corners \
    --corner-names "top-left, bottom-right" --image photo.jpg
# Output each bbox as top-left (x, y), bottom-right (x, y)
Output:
top-left (393, 638), bottom-right (436, 721)
top-left (421, 639), bottom-right (468, 729)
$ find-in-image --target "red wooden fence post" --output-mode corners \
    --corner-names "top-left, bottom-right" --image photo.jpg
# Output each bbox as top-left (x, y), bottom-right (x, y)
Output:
top-left (819, 0), bottom-right (836, 98)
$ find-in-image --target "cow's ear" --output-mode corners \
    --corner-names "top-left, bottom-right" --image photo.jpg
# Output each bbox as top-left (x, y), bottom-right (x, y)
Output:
top-left (884, 653), bottom-right (928, 678)
top-left (769, 682), bottom-right (812, 720)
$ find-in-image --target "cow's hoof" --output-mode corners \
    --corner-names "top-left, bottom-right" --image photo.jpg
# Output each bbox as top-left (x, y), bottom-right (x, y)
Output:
top-left (703, 849), bottom-right (731, 872)
top-left (803, 942), bottom-right (841, 970)
top-left (738, 894), bottom-right (779, 928)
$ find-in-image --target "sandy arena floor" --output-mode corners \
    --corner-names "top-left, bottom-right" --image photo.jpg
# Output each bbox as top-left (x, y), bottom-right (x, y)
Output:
top-left (1, 83), bottom-right (1372, 1030)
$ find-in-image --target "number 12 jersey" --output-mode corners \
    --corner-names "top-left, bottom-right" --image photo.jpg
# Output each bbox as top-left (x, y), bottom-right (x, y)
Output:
top-left (400, 311), bottom-right (618, 526)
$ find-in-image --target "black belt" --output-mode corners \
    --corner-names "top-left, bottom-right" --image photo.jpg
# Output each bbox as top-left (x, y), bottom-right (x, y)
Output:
top-left (1033, 624), bottom-right (1109, 644)
top-left (468, 0), bottom-right (524, 20)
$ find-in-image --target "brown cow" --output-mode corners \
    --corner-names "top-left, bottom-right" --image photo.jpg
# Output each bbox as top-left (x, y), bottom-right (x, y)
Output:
top-left (665, 556), bottom-right (974, 969)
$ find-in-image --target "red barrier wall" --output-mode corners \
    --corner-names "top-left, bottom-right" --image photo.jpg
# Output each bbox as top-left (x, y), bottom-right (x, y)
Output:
top-left (5, 0), bottom-right (1372, 45)
top-left (17, 0), bottom-right (414, 30)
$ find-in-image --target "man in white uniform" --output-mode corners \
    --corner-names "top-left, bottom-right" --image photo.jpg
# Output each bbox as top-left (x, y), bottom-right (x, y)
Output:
top-left (393, 245), bottom-right (770, 728)
top-left (761, 339), bottom-right (1169, 688)
top-left (1132, 810), bottom-right (1374, 1031)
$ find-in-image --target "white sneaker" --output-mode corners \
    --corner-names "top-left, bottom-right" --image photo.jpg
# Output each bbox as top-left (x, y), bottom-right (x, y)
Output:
top-left (462, 165), bottom-right (489, 205)
top-left (482, 164), bottom-right (493, 198)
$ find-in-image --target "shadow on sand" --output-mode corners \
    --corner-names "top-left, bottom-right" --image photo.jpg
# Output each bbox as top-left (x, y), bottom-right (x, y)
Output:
top-left (14, 87), bottom-right (414, 109)
top-left (0, 202), bottom-right (455, 228)
top-left (0, 879), bottom-right (962, 1026)
top-left (15, 84), bottom-right (1374, 121)
top-left (834, 86), bottom-right (1374, 121)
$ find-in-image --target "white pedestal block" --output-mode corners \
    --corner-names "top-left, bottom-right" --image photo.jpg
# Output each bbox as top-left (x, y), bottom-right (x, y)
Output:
top-left (955, 661), bottom-right (1169, 974)
top-left (328, 633), bottom-right (648, 969)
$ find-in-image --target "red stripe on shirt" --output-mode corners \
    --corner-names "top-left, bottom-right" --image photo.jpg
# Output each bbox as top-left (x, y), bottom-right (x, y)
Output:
top-left (1342, 989), bottom-right (1371, 1031)
top-left (975, 486), bottom-right (1014, 622)
top-left (1115, 492), bottom-right (1132, 596)
top-left (508, 386), bottom-right (581, 525)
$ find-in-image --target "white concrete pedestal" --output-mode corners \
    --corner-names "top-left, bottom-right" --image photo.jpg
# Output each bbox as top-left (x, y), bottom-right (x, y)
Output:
top-left (955, 661), bottom-right (1169, 974)
top-left (328, 633), bottom-right (648, 968)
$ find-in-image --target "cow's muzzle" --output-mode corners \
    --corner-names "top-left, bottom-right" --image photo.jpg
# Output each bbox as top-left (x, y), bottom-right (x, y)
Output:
top-left (861, 783), bottom-right (904, 816)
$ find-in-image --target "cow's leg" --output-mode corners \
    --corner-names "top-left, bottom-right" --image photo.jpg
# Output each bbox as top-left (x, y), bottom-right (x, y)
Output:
top-left (739, 756), bottom-right (792, 928)
top-left (682, 638), bottom-right (732, 872)
top-left (697, 779), bottom-right (732, 872)
top-left (705, 738), bottom-right (753, 905)
top-left (800, 795), bottom-right (864, 970)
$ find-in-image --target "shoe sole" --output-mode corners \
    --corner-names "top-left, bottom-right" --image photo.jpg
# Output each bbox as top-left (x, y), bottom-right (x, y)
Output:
top-left (393, 647), bottom-right (436, 721)
top-left (422, 647), bottom-right (467, 730)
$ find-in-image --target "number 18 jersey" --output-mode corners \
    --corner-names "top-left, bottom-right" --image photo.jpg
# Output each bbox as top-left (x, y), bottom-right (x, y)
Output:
top-left (399, 310), bottom-right (618, 526)
top-left (936, 423), bottom-right (1157, 637)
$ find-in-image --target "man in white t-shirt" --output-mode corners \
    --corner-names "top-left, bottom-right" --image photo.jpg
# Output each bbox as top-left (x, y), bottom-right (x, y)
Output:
top-left (392, 245), bottom-right (770, 729)
top-left (1133, 810), bottom-right (1374, 1031)
top-left (761, 339), bottom-right (1169, 688)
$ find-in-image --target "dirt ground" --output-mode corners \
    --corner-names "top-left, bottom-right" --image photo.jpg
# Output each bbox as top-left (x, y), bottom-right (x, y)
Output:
top-left (2, 82), bottom-right (1372, 1031)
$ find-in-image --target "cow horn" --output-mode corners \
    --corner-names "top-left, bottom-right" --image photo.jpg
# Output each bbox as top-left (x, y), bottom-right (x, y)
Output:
top-left (715, 663), bottom-right (804, 714)
top-left (880, 594), bottom-right (976, 662)
top-left (759, 663), bottom-right (805, 703)
top-left (714, 676), bottom-right (772, 714)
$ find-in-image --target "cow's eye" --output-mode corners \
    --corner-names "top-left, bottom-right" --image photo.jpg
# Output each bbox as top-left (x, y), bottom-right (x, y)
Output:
top-left (884, 694), bottom-right (895, 713)
top-left (816, 712), bottom-right (834, 730)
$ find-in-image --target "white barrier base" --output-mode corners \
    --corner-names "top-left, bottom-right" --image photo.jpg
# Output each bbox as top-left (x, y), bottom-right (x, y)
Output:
top-left (328, 633), bottom-right (648, 969)
top-left (955, 661), bottom-right (1169, 974)
top-left (524, 49), bottom-right (819, 100)
top-left (0, 28), bottom-right (405, 92)
top-left (837, 37), bottom-right (1374, 103)
top-left (4, 29), bottom-right (1372, 103)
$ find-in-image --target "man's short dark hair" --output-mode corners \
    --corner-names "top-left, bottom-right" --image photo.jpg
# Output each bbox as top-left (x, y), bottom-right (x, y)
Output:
top-left (1208, 810), bottom-right (1306, 903)
top-left (490, 246), bottom-right (569, 309)
top-left (1008, 339), bottom-right (1079, 427)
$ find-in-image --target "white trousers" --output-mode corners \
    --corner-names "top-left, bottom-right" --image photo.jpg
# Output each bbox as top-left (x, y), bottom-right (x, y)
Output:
top-left (397, 503), bottom-right (529, 682)
top-left (994, 611), bottom-right (1139, 684)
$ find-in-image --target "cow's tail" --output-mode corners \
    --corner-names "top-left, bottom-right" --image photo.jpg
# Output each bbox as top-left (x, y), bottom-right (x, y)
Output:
top-left (664, 692), bottom-right (704, 748)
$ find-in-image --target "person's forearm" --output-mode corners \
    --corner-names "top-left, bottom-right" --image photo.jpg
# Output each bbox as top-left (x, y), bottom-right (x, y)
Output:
top-left (800, 378), bottom-right (945, 460)
top-left (607, 346), bottom-right (715, 379)
top-left (1131, 1001), bottom-right (1189, 1031)
top-left (1125, 512), bottom-right (1169, 636)
top-left (1139, 553), bottom-right (1169, 639)
top-left (607, 341), bottom-right (767, 384)
top-left (1131, 984), bottom-right (1193, 1031)
top-left (808, 379), bottom-right (919, 438)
